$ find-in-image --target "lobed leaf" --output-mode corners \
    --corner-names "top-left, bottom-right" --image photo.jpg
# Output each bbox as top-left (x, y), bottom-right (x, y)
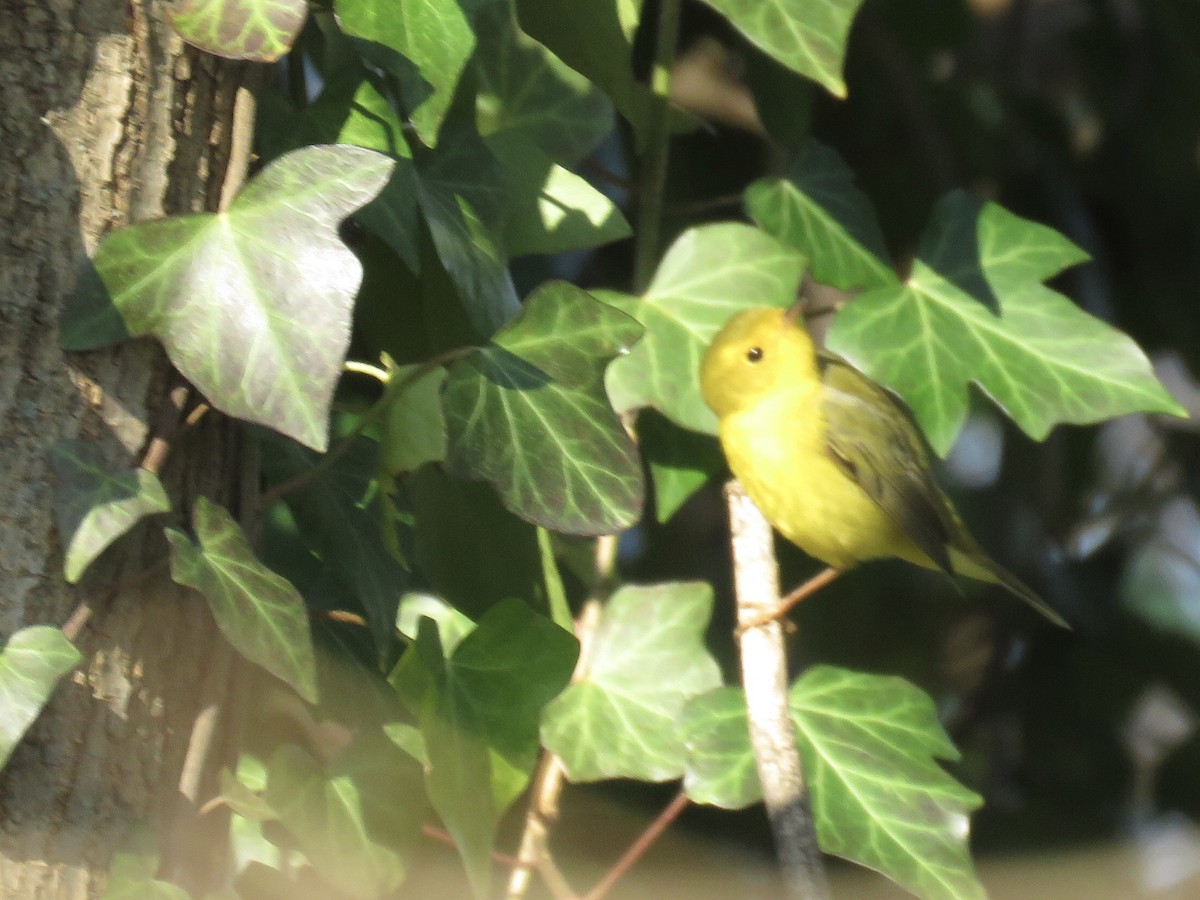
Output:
top-left (51, 440), bottom-right (170, 584)
top-left (167, 497), bottom-right (317, 703)
top-left (541, 582), bottom-right (721, 782)
top-left (169, 0), bottom-right (307, 62)
top-left (442, 282), bottom-right (645, 535)
top-left (745, 139), bottom-right (895, 290)
top-left (696, 0), bottom-right (866, 98)
top-left (0, 627), bottom-right (82, 772)
top-left (829, 192), bottom-right (1186, 454)
top-left (604, 223), bottom-right (806, 433)
top-left (64, 145), bottom-right (395, 452)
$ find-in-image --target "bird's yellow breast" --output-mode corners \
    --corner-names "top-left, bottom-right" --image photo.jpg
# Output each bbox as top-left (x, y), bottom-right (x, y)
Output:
top-left (718, 384), bottom-right (916, 570)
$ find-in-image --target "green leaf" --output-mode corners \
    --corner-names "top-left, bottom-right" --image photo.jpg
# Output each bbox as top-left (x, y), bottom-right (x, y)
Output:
top-left (0, 627), bottom-right (82, 771)
top-left (745, 140), bottom-right (895, 291)
top-left (51, 440), bottom-right (171, 584)
top-left (219, 761), bottom-right (275, 822)
top-left (638, 410), bottom-right (723, 523)
top-left (474, 4), bottom-right (614, 164)
top-left (486, 131), bottom-right (631, 256)
top-left (442, 282), bottom-right (644, 535)
top-left (415, 113), bottom-right (521, 338)
top-left (169, 0), bottom-right (307, 62)
top-left (828, 192), bottom-right (1187, 455)
top-left (515, 0), bottom-right (656, 144)
top-left (381, 365), bottom-right (448, 475)
top-left (167, 497), bottom-right (318, 703)
top-left (695, 0), bottom-right (866, 98)
top-left (679, 687), bottom-right (763, 809)
top-left (395, 593), bottom-right (476, 654)
top-left (405, 602), bottom-right (577, 898)
top-left (336, 0), bottom-right (477, 146)
top-left (541, 582), bottom-right (721, 782)
top-left (791, 666), bottom-right (985, 900)
top-left (64, 145), bottom-right (395, 452)
top-left (260, 437), bottom-right (408, 664)
top-left (405, 466), bottom-right (544, 620)
top-left (266, 744), bottom-right (407, 898)
top-left (604, 223), bottom-right (806, 433)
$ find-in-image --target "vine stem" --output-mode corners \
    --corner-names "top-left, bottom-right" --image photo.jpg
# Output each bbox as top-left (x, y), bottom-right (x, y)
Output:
top-left (581, 790), bottom-right (690, 900)
top-left (724, 480), bottom-right (830, 900)
top-left (633, 0), bottom-right (683, 292)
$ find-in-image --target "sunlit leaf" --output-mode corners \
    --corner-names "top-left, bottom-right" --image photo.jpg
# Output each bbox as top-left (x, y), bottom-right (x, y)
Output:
top-left (696, 0), bottom-right (866, 97)
top-left (604, 223), bottom-right (806, 433)
top-left (829, 192), bottom-right (1187, 454)
top-left (169, 0), bottom-right (307, 62)
top-left (443, 282), bottom-right (644, 535)
top-left (64, 145), bottom-right (395, 452)
top-left (51, 441), bottom-right (170, 584)
top-left (167, 497), bottom-right (317, 703)
top-left (0, 627), bottom-right (81, 771)
top-left (487, 132), bottom-right (631, 256)
top-left (542, 582), bottom-right (721, 781)
top-left (679, 687), bottom-right (762, 809)
top-left (336, 0), bottom-right (477, 146)
top-left (745, 140), bottom-right (894, 290)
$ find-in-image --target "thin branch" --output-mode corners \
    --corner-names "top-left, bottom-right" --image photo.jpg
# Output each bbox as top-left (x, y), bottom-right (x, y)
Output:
top-left (633, 0), bottom-right (683, 291)
top-left (724, 480), bottom-right (830, 900)
top-left (582, 790), bottom-right (690, 900)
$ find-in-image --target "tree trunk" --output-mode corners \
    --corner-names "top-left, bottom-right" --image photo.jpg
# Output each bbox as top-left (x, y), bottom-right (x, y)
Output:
top-left (0, 1), bottom-right (252, 894)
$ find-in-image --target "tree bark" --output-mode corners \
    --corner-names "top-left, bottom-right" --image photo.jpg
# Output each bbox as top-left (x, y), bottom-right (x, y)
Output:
top-left (0, 1), bottom-right (251, 894)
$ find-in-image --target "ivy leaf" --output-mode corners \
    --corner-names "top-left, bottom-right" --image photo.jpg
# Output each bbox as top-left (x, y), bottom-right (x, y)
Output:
top-left (336, 0), bottom-right (477, 146)
top-left (167, 497), bottom-right (318, 703)
top-left (792, 666), bottom-right (985, 900)
top-left (402, 602), bottom-right (577, 898)
top-left (829, 192), bottom-right (1187, 455)
top-left (0, 627), bottom-right (82, 771)
top-left (604, 223), bottom-right (806, 433)
top-left (515, 0), bottom-right (656, 145)
top-left (695, 0), bottom-right (866, 98)
top-left (64, 145), bottom-right (395, 452)
top-left (260, 437), bottom-right (408, 664)
top-left (679, 687), bottom-right (763, 809)
top-left (415, 114), bottom-right (521, 338)
top-left (51, 441), bottom-right (170, 584)
top-left (442, 282), bottom-right (645, 535)
top-left (169, 0), bottom-right (307, 62)
top-left (474, 4), bottom-right (614, 164)
top-left (681, 669), bottom-right (985, 900)
top-left (745, 140), bottom-right (895, 291)
top-left (541, 582), bottom-right (721, 782)
top-left (638, 410), bottom-right (724, 523)
top-left (266, 744), bottom-right (407, 899)
top-left (102, 846), bottom-right (190, 900)
top-left (487, 132), bottom-right (631, 256)
top-left (381, 365), bottom-right (448, 475)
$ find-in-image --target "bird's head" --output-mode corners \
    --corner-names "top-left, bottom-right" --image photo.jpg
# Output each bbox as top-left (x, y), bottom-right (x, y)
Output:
top-left (700, 306), bottom-right (819, 418)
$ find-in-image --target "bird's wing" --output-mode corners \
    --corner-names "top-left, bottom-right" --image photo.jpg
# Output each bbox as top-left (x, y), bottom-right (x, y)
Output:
top-left (817, 351), bottom-right (957, 575)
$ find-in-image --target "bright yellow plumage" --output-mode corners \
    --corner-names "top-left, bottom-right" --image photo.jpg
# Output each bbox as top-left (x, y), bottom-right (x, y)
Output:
top-left (700, 306), bottom-right (1068, 627)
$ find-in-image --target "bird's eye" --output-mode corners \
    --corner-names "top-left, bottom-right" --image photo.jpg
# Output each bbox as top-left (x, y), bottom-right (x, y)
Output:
top-left (746, 347), bottom-right (764, 363)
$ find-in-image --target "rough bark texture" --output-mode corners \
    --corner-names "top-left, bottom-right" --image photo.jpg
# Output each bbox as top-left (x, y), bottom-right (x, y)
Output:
top-left (0, 0), bottom-right (249, 895)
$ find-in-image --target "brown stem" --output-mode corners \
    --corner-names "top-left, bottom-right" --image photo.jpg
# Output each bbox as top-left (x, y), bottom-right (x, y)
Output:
top-left (736, 567), bottom-right (842, 635)
top-left (725, 480), bottom-right (830, 900)
top-left (581, 790), bottom-right (691, 900)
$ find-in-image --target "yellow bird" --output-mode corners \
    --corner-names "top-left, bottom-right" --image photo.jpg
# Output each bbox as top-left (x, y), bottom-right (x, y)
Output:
top-left (700, 306), bottom-right (1068, 628)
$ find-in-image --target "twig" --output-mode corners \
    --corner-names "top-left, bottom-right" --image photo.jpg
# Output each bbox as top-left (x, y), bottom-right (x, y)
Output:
top-left (421, 824), bottom-right (524, 870)
top-left (581, 790), bottom-right (690, 900)
top-left (505, 537), bottom-right (615, 900)
top-left (724, 480), bottom-right (830, 900)
top-left (633, 0), bottom-right (683, 291)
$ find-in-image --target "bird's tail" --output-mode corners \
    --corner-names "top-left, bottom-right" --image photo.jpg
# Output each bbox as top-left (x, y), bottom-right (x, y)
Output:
top-left (950, 548), bottom-right (1070, 629)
